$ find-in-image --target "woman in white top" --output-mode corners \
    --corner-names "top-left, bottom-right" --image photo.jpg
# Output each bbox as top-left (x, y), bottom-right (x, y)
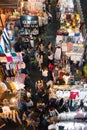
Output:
top-left (54, 46), bottom-right (62, 63)
top-left (41, 67), bottom-right (48, 82)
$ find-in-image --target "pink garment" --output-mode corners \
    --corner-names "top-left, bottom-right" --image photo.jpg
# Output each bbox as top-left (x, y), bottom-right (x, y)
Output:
top-left (6, 56), bottom-right (13, 62)
top-left (15, 73), bottom-right (26, 83)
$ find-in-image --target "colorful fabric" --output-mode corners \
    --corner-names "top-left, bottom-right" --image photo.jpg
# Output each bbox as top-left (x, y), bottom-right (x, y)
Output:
top-left (11, 52), bottom-right (17, 57)
top-left (15, 73), bottom-right (26, 84)
top-left (0, 45), bottom-right (4, 53)
top-left (70, 91), bottom-right (79, 99)
top-left (2, 28), bottom-right (10, 52)
top-left (5, 53), bottom-right (13, 62)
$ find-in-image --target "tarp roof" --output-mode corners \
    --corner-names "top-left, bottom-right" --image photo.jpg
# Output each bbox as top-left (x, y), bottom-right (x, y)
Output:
top-left (0, 0), bottom-right (19, 8)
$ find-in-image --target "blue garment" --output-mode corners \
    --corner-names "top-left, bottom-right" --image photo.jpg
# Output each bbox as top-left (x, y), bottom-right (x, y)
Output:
top-left (0, 45), bottom-right (4, 53)
top-left (10, 35), bottom-right (15, 41)
top-left (74, 33), bottom-right (80, 37)
top-left (18, 100), bottom-right (22, 110)
top-left (49, 98), bottom-right (56, 104)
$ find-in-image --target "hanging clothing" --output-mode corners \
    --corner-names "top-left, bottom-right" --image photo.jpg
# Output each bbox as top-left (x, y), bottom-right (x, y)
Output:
top-left (0, 36), bottom-right (5, 53)
top-left (0, 45), bottom-right (4, 53)
top-left (54, 47), bottom-right (62, 61)
top-left (2, 28), bottom-right (11, 53)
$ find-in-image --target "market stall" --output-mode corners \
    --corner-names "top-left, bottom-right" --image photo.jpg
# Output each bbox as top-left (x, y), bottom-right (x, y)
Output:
top-left (55, 121), bottom-right (87, 130)
top-left (53, 83), bottom-right (87, 98)
top-left (22, 0), bottom-right (44, 13)
top-left (56, 0), bottom-right (84, 63)
top-left (21, 0), bottom-right (49, 28)
top-left (0, 0), bottom-right (20, 30)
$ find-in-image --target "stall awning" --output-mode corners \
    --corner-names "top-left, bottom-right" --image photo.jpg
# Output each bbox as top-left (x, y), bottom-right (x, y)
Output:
top-left (0, 0), bottom-right (19, 8)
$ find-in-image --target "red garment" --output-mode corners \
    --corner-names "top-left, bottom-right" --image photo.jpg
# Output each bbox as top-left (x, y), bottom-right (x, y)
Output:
top-left (48, 63), bottom-right (54, 71)
top-left (56, 31), bottom-right (63, 35)
top-left (5, 53), bottom-right (13, 62)
top-left (58, 71), bottom-right (65, 79)
top-left (70, 91), bottom-right (79, 99)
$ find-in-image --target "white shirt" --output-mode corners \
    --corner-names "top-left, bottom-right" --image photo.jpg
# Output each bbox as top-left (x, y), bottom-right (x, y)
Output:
top-left (48, 54), bottom-right (54, 60)
top-left (42, 70), bottom-right (48, 77)
top-left (48, 124), bottom-right (56, 130)
top-left (2, 106), bottom-right (11, 113)
top-left (54, 47), bottom-right (61, 60)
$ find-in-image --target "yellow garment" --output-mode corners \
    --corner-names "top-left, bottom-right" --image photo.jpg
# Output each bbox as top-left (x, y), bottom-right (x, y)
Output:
top-left (9, 82), bottom-right (16, 90)
top-left (72, 21), bottom-right (76, 27)
top-left (0, 86), bottom-right (5, 96)
top-left (12, 69), bottom-right (17, 76)
top-left (76, 14), bottom-right (80, 20)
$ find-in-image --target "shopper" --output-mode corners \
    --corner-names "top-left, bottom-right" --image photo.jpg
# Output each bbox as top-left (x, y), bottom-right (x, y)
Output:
top-left (52, 65), bottom-right (58, 84)
top-left (54, 46), bottom-right (62, 64)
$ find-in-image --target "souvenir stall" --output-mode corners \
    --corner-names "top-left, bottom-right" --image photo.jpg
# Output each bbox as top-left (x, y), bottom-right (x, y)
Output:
top-left (21, 0), bottom-right (49, 28)
top-left (48, 84), bottom-right (87, 130)
top-left (22, 0), bottom-right (44, 13)
top-left (0, 14), bottom-right (31, 124)
top-left (0, 62), bottom-right (26, 126)
top-left (0, 58), bottom-right (26, 94)
top-left (0, 55), bottom-right (26, 124)
top-left (0, 26), bottom-right (26, 97)
top-left (48, 1), bottom-right (87, 129)
top-left (58, 0), bottom-right (74, 13)
top-left (56, 34), bottom-right (84, 63)
top-left (56, 87), bottom-right (87, 99)
top-left (0, 0), bottom-right (20, 31)
top-left (56, 0), bottom-right (84, 63)
top-left (59, 110), bottom-right (87, 120)
top-left (0, 96), bottom-right (22, 125)
top-left (55, 121), bottom-right (87, 130)
top-left (0, 70), bottom-right (26, 127)
top-left (56, 110), bottom-right (87, 129)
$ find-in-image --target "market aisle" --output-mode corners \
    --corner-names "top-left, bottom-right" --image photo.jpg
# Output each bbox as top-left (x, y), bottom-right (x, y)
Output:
top-left (30, 16), bottom-right (60, 82)
top-left (41, 20), bottom-right (60, 45)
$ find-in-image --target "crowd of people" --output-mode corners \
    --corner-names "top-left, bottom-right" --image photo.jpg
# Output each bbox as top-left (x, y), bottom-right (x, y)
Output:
top-left (0, 0), bottom-right (87, 130)
top-left (0, 25), bottom-right (86, 130)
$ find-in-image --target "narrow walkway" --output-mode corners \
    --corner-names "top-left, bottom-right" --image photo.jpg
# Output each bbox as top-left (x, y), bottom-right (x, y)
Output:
top-left (30, 3), bottom-right (60, 82)
top-left (41, 19), bottom-right (60, 45)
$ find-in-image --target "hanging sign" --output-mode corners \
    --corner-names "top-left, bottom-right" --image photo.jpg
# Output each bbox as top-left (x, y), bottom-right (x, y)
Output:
top-left (20, 15), bottom-right (39, 35)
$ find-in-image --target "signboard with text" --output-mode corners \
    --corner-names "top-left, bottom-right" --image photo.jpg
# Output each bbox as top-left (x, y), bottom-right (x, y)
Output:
top-left (20, 15), bottom-right (39, 36)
